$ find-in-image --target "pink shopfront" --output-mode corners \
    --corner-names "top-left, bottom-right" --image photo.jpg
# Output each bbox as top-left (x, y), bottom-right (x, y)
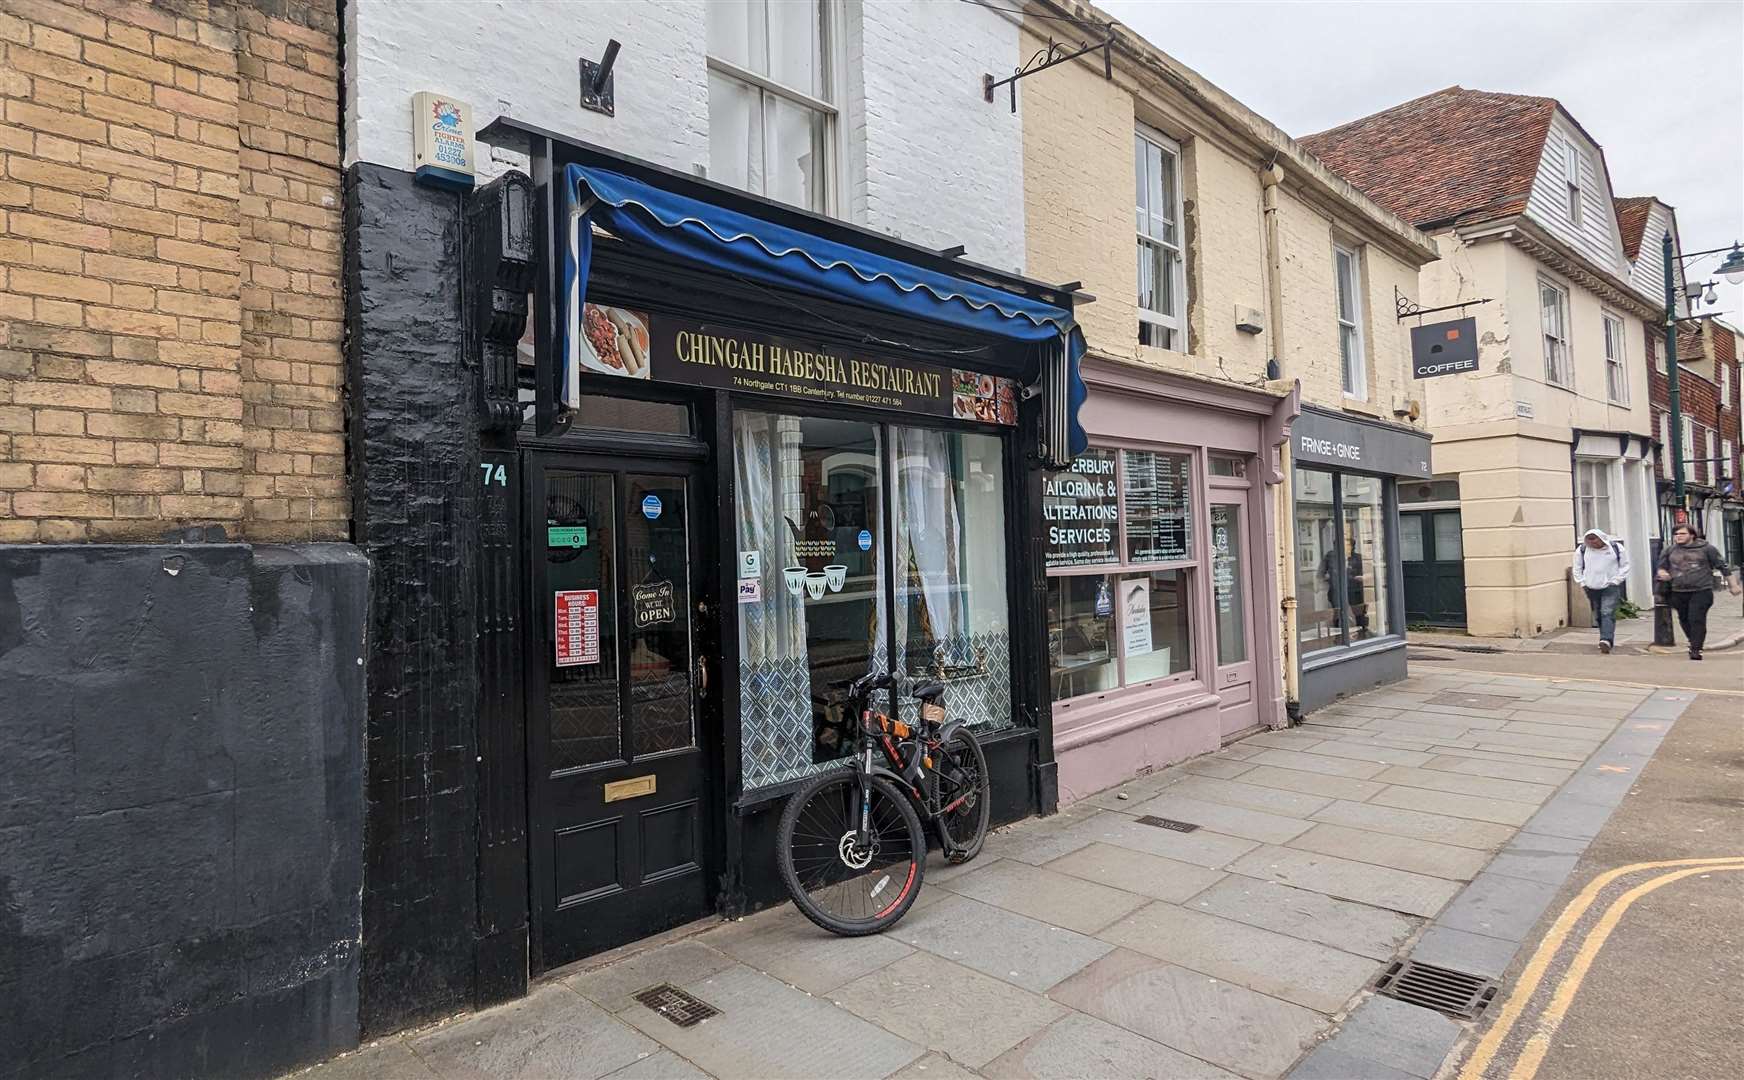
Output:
top-left (1044, 358), bottom-right (1299, 803)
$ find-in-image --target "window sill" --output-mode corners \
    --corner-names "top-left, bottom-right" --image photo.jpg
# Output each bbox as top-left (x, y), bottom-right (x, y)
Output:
top-left (1341, 396), bottom-right (1380, 418)
top-left (1053, 677), bottom-right (1218, 754)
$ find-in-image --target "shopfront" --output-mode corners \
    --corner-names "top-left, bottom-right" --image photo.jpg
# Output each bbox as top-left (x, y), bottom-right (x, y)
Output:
top-left (1045, 358), bottom-right (1298, 804)
top-left (446, 127), bottom-right (1089, 977)
top-left (1292, 406), bottom-right (1431, 712)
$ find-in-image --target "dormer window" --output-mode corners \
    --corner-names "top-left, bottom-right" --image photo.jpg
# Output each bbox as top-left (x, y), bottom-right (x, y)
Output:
top-left (1563, 137), bottom-right (1583, 228)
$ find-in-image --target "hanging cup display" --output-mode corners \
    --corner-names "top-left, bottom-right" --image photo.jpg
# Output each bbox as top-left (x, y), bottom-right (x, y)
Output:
top-left (804, 572), bottom-right (828, 600)
top-left (783, 566), bottom-right (806, 596)
top-left (824, 565), bottom-right (847, 592)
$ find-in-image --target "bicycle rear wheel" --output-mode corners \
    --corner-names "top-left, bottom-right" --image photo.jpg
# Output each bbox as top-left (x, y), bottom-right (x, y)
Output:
top-left (777, 770), bottom-right (926, 936)
top-left (933, 727), bottom-right (990, 864)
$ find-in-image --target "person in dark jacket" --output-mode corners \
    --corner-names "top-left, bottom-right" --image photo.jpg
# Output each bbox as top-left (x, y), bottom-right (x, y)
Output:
top-left (1655, 524), bottom-right (1731, 659)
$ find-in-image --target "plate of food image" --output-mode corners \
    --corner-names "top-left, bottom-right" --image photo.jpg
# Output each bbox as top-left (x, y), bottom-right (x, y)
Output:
top-left (579, 303), bottom-right (651, 379)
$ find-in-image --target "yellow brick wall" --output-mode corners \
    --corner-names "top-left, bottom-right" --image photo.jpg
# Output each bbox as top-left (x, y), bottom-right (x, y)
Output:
top-left (0, 0), bottom-right (342, 542)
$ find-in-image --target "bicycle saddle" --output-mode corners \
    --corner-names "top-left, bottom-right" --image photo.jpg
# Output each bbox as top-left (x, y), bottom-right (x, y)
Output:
top-left (910, 681), bottom-right (945, 703)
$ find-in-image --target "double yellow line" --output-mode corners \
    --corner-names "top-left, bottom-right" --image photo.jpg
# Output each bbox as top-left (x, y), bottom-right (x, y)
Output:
top-left (1459, 856), bottom-right (1744, 1080)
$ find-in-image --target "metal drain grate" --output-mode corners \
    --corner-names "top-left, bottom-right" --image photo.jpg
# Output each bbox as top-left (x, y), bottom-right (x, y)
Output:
top-left (1135, 815), bottom-right (1199, 833)
top-left (634, 983), bottom-right (720, 1028)
top-left (1375, 960), bottom-right (1497, 1020)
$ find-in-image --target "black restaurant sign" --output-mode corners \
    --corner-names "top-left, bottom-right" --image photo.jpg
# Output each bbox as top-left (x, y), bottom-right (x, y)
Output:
top-left (1410, 317), bottom-right (1479, 379)
top-left (575, 299), bottom-right (1017, 425)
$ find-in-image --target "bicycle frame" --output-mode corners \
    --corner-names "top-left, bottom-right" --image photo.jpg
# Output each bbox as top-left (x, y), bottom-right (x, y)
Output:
top-left (843, 672), bottom-right (973, 846)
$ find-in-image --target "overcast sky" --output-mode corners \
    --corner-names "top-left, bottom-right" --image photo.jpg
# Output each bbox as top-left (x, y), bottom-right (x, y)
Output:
top-left (1097, 0), bottom-right (1744, 315)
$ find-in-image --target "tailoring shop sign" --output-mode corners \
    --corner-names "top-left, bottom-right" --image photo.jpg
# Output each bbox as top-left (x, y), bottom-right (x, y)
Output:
top-left (573, 299), bottom-right (1017, 424)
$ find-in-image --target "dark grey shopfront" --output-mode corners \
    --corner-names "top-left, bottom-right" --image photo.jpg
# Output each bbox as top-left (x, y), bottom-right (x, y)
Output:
top-left (1291, 406), bottom-right (1432, 713)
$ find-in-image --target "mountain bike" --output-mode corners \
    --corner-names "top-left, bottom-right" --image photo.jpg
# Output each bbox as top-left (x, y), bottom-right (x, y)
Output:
top-left (775, 671), bottom-right (991, 936)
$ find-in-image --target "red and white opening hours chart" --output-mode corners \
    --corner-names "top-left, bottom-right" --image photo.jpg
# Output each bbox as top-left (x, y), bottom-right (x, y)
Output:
top-left (554, 589), bottom-right (600, 667)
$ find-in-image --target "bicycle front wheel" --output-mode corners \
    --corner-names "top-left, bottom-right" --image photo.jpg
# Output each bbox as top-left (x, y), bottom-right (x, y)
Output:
top-left (777, 771), bottom-right (926, 936)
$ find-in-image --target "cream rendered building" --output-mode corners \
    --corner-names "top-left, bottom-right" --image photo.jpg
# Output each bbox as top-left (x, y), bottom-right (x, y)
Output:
top-left (1306, 89), bottom-right (1660, 637)
top-left (999, 1), bottom-right (1441, 801)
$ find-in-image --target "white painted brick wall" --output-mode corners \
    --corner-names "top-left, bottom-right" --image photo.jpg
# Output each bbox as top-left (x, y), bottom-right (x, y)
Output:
top-left (345, 0), bottom-right (1024, 271)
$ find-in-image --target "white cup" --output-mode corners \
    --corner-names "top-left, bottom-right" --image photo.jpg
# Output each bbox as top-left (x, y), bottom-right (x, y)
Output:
top-left (824, 565), bottom-right (847, 592)
top-left (804, 572), bottom-right (828, 600)
top-left (783, 566), bottom-right (806, 596)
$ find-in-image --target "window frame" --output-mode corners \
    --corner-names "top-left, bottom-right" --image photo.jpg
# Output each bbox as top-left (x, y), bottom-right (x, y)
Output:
top-left (1046, 439), bottom-right (1203, 703)
top-left (1602, 310), bottom-right (1629, 404)
top-left (1334, 242), bottom-right (1368, 400)
top-left (1563, 137), bottom-right (1584, 228)
top-left (1135, 126), bottom-right (1187, 352)
top-left (1575, 458), bottom-right (1612, 535)
top-left (1723, 438), bottom-right (1735, 480)
top-left (705, 0), bottom-right (844, 215)
top-left (1294, 465), bottom-right (1396, 656)
top-left (1539, 276), bottom-right (1573, 388)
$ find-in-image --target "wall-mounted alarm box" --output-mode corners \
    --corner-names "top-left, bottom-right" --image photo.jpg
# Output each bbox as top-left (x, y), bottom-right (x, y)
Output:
top-left (412, 91), bottom-right (476, 189)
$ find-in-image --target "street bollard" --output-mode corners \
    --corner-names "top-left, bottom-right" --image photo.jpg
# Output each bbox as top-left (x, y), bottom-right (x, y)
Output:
top-left (1653, 602), bottom-right (1675, 646)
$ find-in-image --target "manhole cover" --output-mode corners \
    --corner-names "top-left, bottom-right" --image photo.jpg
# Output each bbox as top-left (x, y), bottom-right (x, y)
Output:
top-left (1135, 815), bottom-right (1199, 833)
top-left (1375, 960), bottom-right (1497, 1020)
top-left (1427, 692), bottom-right (1521, 710)
top-left (634, 983), bottom-right (720, 1027)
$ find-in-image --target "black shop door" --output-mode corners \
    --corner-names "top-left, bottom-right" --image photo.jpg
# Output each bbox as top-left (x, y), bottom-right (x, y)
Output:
top-left (1401, 509), bottom-right (1467, 627)
top-left (526, 452), bottom-right (717, 971)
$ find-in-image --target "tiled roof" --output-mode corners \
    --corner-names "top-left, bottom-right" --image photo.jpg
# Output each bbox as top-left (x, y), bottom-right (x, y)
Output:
top-left (1614, 197), bottom-right (1656, 262)
top-left (1299, 87), bottom-right (1559, 230)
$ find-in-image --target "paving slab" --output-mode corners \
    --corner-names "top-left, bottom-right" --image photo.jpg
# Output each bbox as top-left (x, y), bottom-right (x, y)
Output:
top-left (1239, 764), bottom-right (1387, 802)
top-left (1047, 949), bottom-right (1326, 1078)
top-left (1369, 765), bottom-right (1556, 805)
top-left (1406, 924), bottom-right (1520, 980)
top-left (1469, 740), bottom-right (1588, 763)
top-left (619, 965), bottom-right (921, 1080)
top-left (702, 906), bottom-right (912, 996)
top-left (407, 985), bottom-right (660, 1080)
top-left (1242, 729), bottom-right (1330, 751)
top-left (1433, 870), bottom-right (1563, 943)
top-left (1041, 841), bottom-right (1228, 904)
top-left (1081, 767), bottom-right (1189, 811)
top-left (833, 950), bottom-right (1062, 1069)
top-left (601, 1050), bottom-right (712, 1080)
top-left (1229, 846), bottom-right (1462, 918)
top-left (1502, 829), bottom-right (1590, 856)
top-left (1367, 785), bottom-right (1539, 826)
top-left (567, 940), bottom-right (738, 1013)
top-left (308, 1041), bottom-right (438, 1080)
top-left (983, 1011), bottom-right (1240, 1080)
top-left (1309, 800), bottom-right (1516, 850)
top-left (1124, 792), bottom-right (1314, 844)
top-left (1520, 794), bottom-right (1615, 840)
top-left (1291, 739), bottom-right (1436, 768)
top-left (1161, 773), bottom-right (1335, 817)
top-left (892, 893), bottom-right (1113, 992)
top-left (1043, 810), bottom-right (1262, 869)
top-left (1421, 754), bottom-right (1573, 785)
top-left (1182, 756), bottom-right (1260, 780)
top-left (1303, 994), bottom-right (1463, 1079)
top-left (1289, 1045), bottom-right (1419, 1080)
top-left (1298, 710), bottom-right (1374, 729)
top-left (1500, 709), bottom-right (1618, 732)
top-left (1248, 747), bottom-right (1390, 779)
top-left (1418, 745), bottom-right (1590, 770)
top-left (938, 858), bottom-right (1148, 935)
top-left (884, 1052), bottom-right (981, 1080)
top-left (1186, 875), bottom-right (1419, 962)
top-left (1288, 823), bottom-right (1490, 881)
top-left (1098, 900), bottom-right (1378, 1012)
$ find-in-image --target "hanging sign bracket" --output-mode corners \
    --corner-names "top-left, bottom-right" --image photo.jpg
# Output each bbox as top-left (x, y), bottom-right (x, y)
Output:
top-left (983, 32), bottom-right (1113, 114)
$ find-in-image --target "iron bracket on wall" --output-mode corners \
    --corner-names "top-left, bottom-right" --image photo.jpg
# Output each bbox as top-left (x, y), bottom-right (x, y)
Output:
top-left (465, 171), bottom-right (536, 433)
top-left (983, 32), bottom-right (1113, 113)
top-left (1395, 285), bottom-right (1492, 323)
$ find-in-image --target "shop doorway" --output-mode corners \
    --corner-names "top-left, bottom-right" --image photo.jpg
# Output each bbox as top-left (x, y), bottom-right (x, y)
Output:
top-left (1210, 499), bottom-right (1258, 738)
top-left (525, 451), bottom-right (717, 971)
top-left (1401, 509), bottom-right (1466, 626)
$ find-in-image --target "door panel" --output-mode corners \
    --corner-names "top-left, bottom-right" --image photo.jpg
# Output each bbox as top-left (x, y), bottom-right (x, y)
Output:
top-left (529, 454), bottom-right (713, 971)
top-left (1210, 500), bottom-right (1258, 738)
top-left (1401, 510), bottom-right (1467, 627)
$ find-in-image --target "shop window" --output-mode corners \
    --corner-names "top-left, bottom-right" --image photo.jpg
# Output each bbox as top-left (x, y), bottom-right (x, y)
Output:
top-left (1046, 446), bottom-right (1197, 702)
top-left (1400, 476), bottom-right (1460, 504)
top-left (1295, 466), bottom-right (1392, 655)
top-left (732, 410), bottom-right (1014, 794)
top-left (1334, 244), bottom-right (1366, 398)
top-left (1603, 312), bottom-right (1628, 404)
top-left (1577, 459), bottom-right (1614, 535)
top-left (1540, 277), bottom-right (1572, 388)
top-left (1136, 128), bottom-right (1186, 350)
top-left (707, 0), bottom-right (836, 212)
top-left (1209, 455), bottom-right (1246, 478)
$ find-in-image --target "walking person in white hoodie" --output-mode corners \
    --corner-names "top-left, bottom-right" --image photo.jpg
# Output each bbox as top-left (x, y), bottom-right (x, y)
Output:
top-left (1573, 529), bottom-right (1630, 653)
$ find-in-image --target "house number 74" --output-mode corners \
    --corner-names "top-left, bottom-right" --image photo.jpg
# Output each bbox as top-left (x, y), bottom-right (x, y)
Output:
top-left (480, 463), bottom-right (507, 487)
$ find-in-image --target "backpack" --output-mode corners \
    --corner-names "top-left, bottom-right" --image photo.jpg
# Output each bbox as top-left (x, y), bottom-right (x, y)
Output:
top-left (1576, 538), bottom-right (1623, 576)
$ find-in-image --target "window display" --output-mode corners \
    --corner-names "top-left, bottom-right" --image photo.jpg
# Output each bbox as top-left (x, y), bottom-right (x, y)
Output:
top-left (1296, 465), bottom-right (1392, 654)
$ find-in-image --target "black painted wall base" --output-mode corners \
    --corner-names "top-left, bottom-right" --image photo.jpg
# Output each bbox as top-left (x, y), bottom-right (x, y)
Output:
top-left (1299, 638), bottom-right (1410, 714)
top-left (0, 543), bottom-right (367, 1080)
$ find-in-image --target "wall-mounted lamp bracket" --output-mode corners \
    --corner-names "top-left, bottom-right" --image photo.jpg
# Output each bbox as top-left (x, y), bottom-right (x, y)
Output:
top-left (579, 39), bottom-right (621, 116)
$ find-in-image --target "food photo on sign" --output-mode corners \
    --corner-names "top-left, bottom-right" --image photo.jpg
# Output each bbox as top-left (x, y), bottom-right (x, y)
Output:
top-left (580, 302), bottom-right (653, 379)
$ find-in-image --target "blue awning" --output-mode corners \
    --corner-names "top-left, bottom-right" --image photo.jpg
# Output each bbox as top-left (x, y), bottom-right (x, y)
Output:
top-left (561, 163), bottom-right (1087, 461)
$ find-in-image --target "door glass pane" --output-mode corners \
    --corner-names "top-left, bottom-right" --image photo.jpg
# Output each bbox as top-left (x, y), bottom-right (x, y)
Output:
top-left (625, 474), bottom-right (694, 757)
top-left (547, 471), bottom-right (619, 772)
top-left (1048, 574), bottom-right (1117, 700)
top-left (1294, 466), bottom-right (1342, 654)
top-left (1121, 570), bottom-right (1193, 683)
top-left (892, 428), bottom-right (1011, 732)
top-left (1400, 514), bottom-right (1425, 561)
top-left (734, 412), bottom-right (884, 791)
top-left (1433, 512), bottom-right (1463, 560)
top-left (1341, 474), bottom-right (1389, 641)
top-left (1123, 448), bottom-right (1192, 563)
top-left (1211, 506), bottom-right (1247, 664)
